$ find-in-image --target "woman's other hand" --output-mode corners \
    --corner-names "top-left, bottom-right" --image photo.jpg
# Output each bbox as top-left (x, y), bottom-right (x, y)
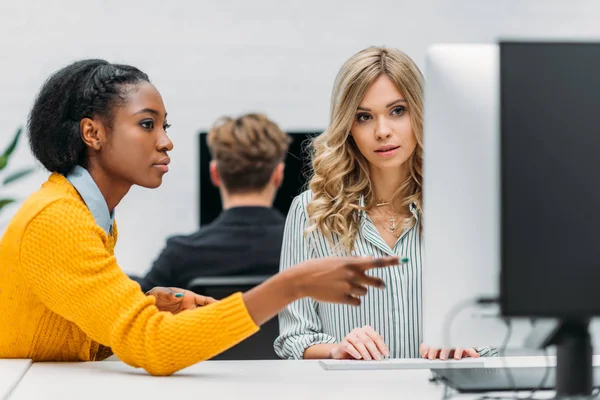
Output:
top-left (146, 286), bottom-right (217, 314)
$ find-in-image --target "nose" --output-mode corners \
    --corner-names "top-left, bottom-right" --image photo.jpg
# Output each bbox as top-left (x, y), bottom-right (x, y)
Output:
top-left (158, 131), bottom-right (174, 152)
top-left (375, 117), bottom-right (392, 140)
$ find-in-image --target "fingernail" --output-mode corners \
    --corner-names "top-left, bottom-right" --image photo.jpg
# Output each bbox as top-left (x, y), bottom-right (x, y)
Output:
top-left (399, 257), bottom-right (409, 264)
top-left (175, 293), bottom-right (184, 298)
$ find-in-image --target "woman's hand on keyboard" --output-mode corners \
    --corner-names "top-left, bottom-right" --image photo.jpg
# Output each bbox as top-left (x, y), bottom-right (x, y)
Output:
top-left (419, 343), bottom-right (479, 360)
top-left (329, 325), bottom-right (390, 361)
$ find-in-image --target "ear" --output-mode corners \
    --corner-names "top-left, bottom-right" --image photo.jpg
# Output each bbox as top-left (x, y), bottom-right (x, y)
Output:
top-left (209, 160), bottom-right (221, 187)
top-left (80, 117), bottom-right (105, 151)
top-left (271, 162), bottom-right (285, 188)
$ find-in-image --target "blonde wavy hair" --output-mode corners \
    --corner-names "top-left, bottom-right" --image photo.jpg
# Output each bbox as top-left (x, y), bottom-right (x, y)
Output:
top-left (306, 46), bottom-right (424, 252)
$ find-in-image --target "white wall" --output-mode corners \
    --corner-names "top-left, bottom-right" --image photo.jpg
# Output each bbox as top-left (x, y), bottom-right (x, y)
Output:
top-left (2, 0), bottom-right (600, 276)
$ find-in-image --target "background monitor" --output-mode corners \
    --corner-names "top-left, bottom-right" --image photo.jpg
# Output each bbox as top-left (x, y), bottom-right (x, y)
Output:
top-left (198, 131), bottom-right (320, 226)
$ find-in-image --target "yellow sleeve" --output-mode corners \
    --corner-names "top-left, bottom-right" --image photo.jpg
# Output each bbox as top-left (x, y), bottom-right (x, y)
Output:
top-left (19, 198), bottom-right (259, 375)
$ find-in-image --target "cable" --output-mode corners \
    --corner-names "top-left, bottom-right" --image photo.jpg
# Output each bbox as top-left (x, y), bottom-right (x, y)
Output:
top-left (442, 297), bottom-right (478, 351)
top-left (524, 346), bottom-right (551, 399)
top-left (442, 296), bottom-right (501, 351)
top-left (498, 318), bottom-right (518, 397)
top-left (472, 318), bottom-right (522, 400)
top-left (483, 321), bottom-right (552, 400)
top-left (440, 300), bottom-right (574, 400)
top-left (441, 297), bottom-right (505, 400)
top-left (441, 298), bottom-right (549, 400)
top-left (477, 297), bottom-right (500, 305)
top-left (428, 363), bottom-right (455, 400)
top-left (441, 379), bottom-right (452, 400)
top-left (473, 311), bottom-right (523, 400)
top-left (438, 297), bottom-right (479, 399)
top-left (488, 320), bottom-right (552, 400)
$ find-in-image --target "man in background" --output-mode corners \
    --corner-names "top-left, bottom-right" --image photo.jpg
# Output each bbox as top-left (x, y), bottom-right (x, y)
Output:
top-left (134, 113), bottom-right (292, 293)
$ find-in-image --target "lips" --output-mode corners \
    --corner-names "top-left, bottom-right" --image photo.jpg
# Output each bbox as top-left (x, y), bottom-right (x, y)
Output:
top-left (153, 157), bottom-right (170, 173)
top-left (154, 157), bottom-right (171, 166)
top-left (375, 145), bottom-right (400, 153)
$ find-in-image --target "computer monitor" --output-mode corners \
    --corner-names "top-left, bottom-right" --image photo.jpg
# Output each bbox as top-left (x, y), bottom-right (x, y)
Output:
top-left (423, 41), bottom-right (600, 397)
top-left (500, 41), bottom-right (600, 396)
top-left (422, 44), bottom-right (514, 351)
top-left (198, 131), bottom-right (319, 226)
top-left (500, 41), bottom-right (600, 317)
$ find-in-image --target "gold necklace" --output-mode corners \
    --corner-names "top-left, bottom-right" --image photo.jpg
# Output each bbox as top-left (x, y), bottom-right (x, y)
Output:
top-left (382, 215), bottom-right (400, 238)
top-left (374, 205), bottom-right (401, 238)
top-left (372, 198), bottom-right (402, 238)
top-left (375, 198), bottom-right (391, 207)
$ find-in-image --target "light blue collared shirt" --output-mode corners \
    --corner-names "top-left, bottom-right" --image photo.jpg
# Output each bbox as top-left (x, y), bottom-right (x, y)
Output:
top-left (65, 165), bottom-right (114, 235)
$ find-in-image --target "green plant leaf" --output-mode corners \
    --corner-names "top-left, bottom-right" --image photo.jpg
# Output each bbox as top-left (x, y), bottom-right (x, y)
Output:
top-left (0, 127), bottom-right (23, 171)
top-left (3, 167), bottom-right (35, 186)
top-left (0, 198), bottom-right (16, 211)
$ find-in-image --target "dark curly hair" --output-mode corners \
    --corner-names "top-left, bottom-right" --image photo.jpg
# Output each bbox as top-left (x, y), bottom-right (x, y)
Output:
top-left (27, 59), bottom-right (150, 175)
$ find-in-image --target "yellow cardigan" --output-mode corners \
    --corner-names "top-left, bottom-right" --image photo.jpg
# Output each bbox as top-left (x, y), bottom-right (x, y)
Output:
top-left (0, 173), bottom-right (258, 375)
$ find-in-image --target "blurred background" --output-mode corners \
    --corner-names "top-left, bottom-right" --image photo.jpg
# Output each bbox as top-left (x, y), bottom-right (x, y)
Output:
top-left (2, 0), bottom-right (600, 276)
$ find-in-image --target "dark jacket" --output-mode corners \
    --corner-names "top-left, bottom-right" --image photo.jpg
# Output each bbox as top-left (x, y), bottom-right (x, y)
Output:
top-left (135, 206), bottom-right (285, 293)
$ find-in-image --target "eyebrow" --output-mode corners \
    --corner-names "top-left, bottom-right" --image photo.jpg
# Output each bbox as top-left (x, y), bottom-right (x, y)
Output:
top-left (357, 98), bottom-right (407, 111)
top-left (134, 108), bottom-right (168, 118)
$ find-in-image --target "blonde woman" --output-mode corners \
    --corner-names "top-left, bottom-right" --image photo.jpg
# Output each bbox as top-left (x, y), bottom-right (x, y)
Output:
top-left (274, 47), bottom-right (494, 361)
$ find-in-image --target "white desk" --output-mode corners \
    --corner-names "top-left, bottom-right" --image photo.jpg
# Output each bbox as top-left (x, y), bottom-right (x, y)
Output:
top-left (0, 359), bottom-right (31, 400)
top-left (9, 358), bottom-right (560, 400)
top-left (10, 360), bottom-right (440, 399)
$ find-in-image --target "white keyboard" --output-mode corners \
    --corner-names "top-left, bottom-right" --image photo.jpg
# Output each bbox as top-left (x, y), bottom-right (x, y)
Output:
top-left (319, 357), bottom-right (485, 371)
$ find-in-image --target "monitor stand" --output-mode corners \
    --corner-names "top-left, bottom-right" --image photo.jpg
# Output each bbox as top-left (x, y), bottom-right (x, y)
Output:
top-left (545, 318), bottom-right (593, 398)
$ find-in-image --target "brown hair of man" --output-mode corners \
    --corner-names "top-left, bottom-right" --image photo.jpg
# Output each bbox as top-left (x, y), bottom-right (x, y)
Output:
top-left (207, 113), bottom-right (292, 196)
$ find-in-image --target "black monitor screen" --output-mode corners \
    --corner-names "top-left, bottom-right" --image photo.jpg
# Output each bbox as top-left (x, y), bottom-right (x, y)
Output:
top-left (198, 131), bottom-right (320, 226)
top-left (500, 42), bottom-right (600, 317)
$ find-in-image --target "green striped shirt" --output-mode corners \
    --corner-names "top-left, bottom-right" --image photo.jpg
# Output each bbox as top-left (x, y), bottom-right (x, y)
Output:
top-left (274, 190), bottom-right (496, 360)
top-left (274, 190), bottom-right (423, 359)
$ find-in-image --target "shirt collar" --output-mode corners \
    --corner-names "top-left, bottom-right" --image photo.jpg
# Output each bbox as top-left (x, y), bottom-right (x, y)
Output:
top-left (65, 165), bottom-right (114, 235)
top-left (409, 202), bottom-right (420, 220)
